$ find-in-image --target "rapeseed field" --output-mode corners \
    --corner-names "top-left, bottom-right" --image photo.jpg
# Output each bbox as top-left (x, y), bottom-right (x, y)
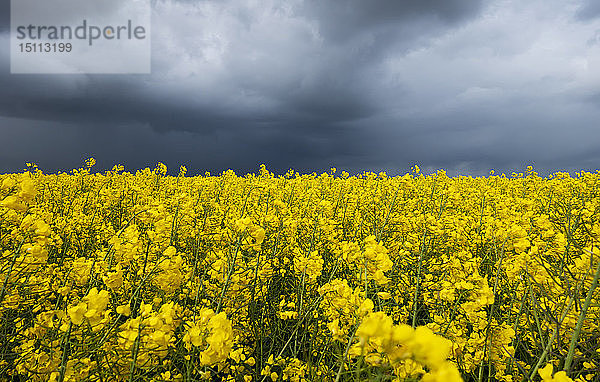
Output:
top-left (1, 161), bottom-right (599, 381)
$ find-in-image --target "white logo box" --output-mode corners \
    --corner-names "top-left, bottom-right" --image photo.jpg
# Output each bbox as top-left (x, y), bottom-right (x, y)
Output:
top-left (11, 0), bottom-right (151, 74)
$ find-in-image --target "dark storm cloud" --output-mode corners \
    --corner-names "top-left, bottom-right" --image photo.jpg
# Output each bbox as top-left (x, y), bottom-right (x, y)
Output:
top-left (3, 0), bottom-right (462, 140)
top-left (2, 0), bottom-right (600, 176)
top-left (0, 74), bottom-right (241, 134)
top-left (0, 116), bottom-right (371, 176)
top-left (576, 0), bottom-right (600, 21)
top-left (0, 0), bottom-right (8, 33)
top-left (1, 0), bottom-right (481, 124)
top-left (299, 0), bottom-right (484, 42)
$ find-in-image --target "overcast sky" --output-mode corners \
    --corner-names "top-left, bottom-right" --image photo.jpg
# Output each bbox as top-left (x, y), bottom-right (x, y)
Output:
top-left (1, 0), bottom-right (600, 176)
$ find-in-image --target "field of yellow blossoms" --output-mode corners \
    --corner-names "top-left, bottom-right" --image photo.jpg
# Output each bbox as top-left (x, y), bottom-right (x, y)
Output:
top-left (1, 160), bottom-right (599, 382)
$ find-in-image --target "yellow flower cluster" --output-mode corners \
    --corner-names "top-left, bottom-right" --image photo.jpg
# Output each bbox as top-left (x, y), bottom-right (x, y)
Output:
top-left (118, 301), bottom-right (181, 364)
top-left (318, 278), bottom-right (374, 340)
top-left (67, 287), bottom-right (110, 330)
top-left (351, 311), bottom-right (462, 381)
top-left (539, 364), bottom-right (573, 382)
top-left (2, 161), bottom-right (600, 381)
top-left (0, 173), bottom-right (36, 211)
top-left (293, 250), bottom-right (324, 283)
top-left (261, 355), bottom-right (308, 382)
top-left (338, 235), bottom-right (393, 285)
top-left (154, 246), bottom-right (185, 294)
top-left (183, 308), bottom-right (234, 366)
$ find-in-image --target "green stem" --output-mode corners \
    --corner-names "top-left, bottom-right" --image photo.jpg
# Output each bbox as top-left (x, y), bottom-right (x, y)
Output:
top-left (412, 229), bottom-right (427, 328)
top-left (525, 273), bottom-right (583, 382)
top-left (0, 239), bottom-right (25, 304)
top-left (129, 323), bottom-right (144, 382)
top-left (334, 326), bottom-right (357, 382)
top-left (57, 322), bottom-right (73, 382)
top-left (563, 250), bottom-right (600, 373)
